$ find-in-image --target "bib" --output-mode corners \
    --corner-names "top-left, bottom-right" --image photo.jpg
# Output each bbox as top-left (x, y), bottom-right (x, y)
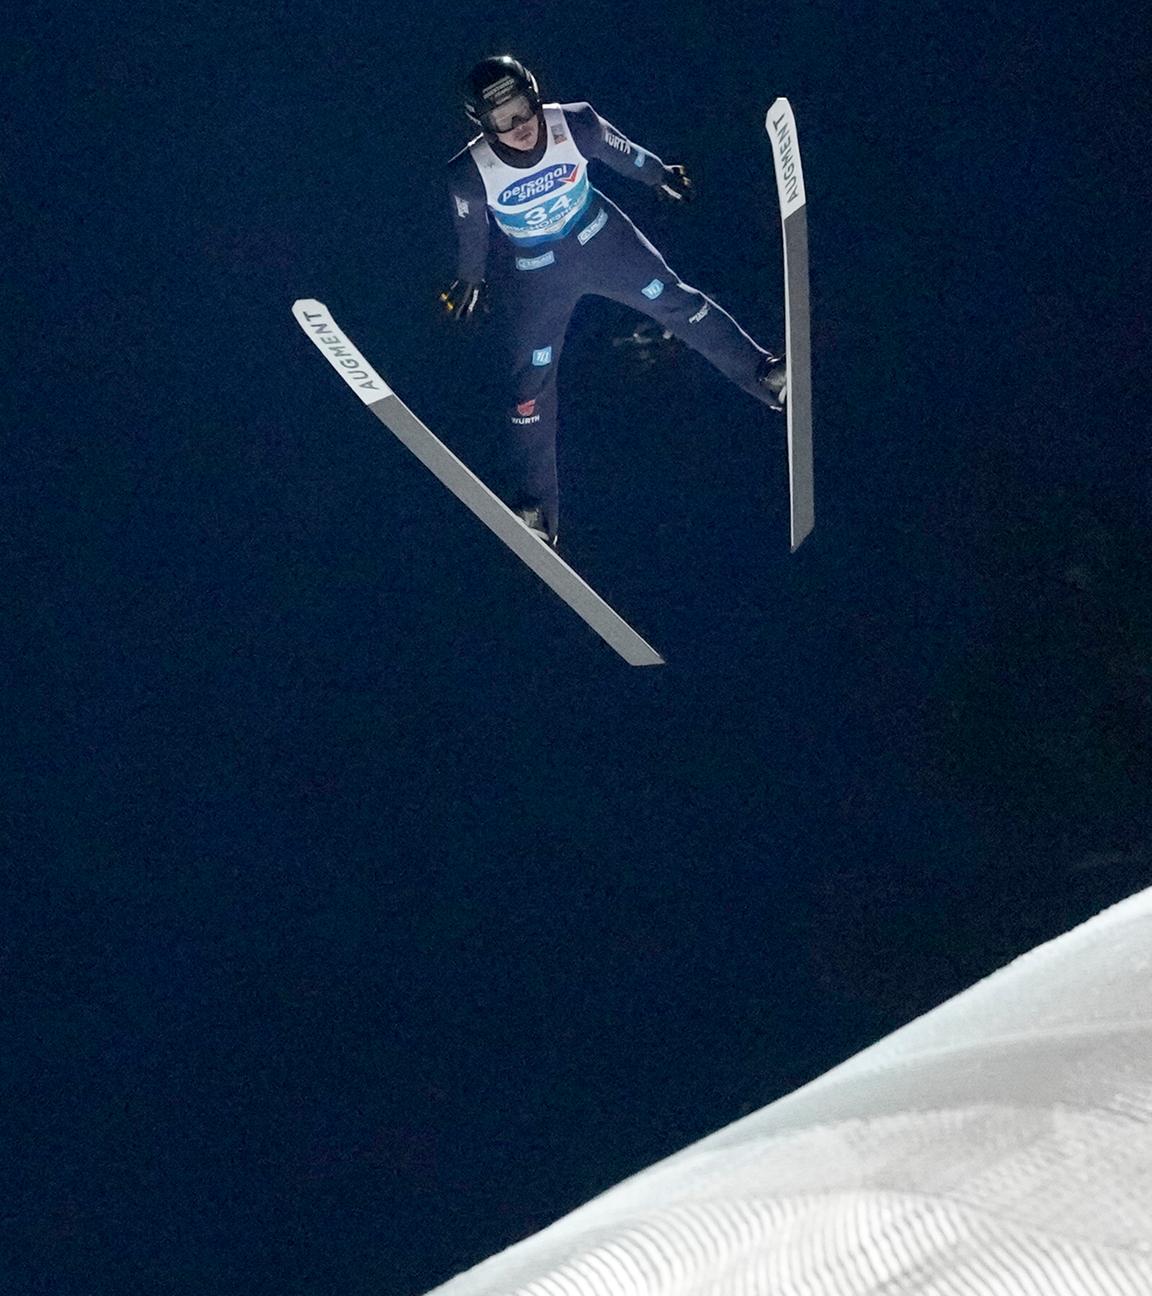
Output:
top-left (469, 105), bottom-right (593, 248)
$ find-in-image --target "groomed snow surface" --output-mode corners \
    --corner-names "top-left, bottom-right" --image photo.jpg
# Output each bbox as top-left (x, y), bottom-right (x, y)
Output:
top-left (423, 886), bottom-right (1152, 1295)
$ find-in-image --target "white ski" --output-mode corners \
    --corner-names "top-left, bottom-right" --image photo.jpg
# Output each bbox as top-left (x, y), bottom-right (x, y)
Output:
top-left (766, 98), bottom-right (814, 551)
top-left (291, 299), bottom-right (665, 667)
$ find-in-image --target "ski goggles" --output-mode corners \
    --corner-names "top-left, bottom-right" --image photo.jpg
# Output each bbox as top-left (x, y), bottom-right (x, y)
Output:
top-left (480, 94), bottom-right (537, 135)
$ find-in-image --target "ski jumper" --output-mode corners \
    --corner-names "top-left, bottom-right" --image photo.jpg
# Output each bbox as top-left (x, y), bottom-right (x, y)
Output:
top-left (448, 102), bottom-right (780, 539)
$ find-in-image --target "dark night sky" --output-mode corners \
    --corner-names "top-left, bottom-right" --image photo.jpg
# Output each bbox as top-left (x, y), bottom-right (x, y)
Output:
top-left (11, 2), bottom-right (1152, 1293)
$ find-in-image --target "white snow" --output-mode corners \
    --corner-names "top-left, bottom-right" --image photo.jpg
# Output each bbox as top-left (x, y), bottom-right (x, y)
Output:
top-left (422, 886), bottom-right (1152, 1294)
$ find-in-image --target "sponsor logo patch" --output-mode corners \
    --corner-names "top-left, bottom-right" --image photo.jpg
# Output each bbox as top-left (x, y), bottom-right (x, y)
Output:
top-left (689, 302), bottom-right (710, 324)
top-left (454, 196), bottom-right (470, 218)
top-left (577, 208), bottom-right (607, 244)
top-left (605, 129), bottom-right (630, 155)
top-left (482, 76), bottom-right (517, 103)
top-left (517, 399), bottom-right (537, 417)
top-left (515, 250), bottom-right (556, 270)
top-left (499, 163), bottom-right (580, 207)
top-left (532, 347), bottom-right (553, 366)
top-left (642, 279), bottom-right (665, 300)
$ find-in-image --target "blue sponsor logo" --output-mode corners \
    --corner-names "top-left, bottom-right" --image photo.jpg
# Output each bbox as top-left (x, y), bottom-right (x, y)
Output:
top-left (499, 164), bottom-right (580, 207)
top-left (642, 279), bottom-right (665, 300)
top-left (532, 347), bottom-right (553, 366)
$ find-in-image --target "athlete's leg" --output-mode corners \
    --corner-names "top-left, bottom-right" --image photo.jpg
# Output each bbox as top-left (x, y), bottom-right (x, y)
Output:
top-left (502, 261), bottom-right (580, 541)
top-left (586, 203), bottom-right (781, 407)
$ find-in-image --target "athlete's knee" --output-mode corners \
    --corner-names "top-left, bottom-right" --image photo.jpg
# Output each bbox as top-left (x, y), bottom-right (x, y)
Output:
top-left (525, 343), bottom-right (556, 371)
top-left (644, 277), bottom-right (712, 328)
top-left (512, 343), bottom-right (558, 391)
top-left (511, 338), bottom-right (558, 390)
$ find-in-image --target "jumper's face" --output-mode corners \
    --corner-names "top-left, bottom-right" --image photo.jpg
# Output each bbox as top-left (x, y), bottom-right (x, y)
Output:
top-left (498, 114), bottom-right (540, 150)
top-left (486, 95), bottom-right (539, 150)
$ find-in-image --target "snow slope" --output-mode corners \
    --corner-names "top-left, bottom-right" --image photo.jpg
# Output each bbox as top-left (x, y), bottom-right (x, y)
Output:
top-left (423, 886), bottom-right (1152, 1294)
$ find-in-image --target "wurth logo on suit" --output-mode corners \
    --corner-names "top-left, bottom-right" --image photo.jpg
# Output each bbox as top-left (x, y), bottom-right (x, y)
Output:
top-left (604, 129), bottom-right (631, 156)
top-left (512, 398), bottom-right (540, 425)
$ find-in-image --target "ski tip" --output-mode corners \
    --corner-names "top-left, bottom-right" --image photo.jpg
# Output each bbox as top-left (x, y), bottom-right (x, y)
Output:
top-left (765, 96), bottom-right (792, 131)
top-left (292, 299), bottom-right (393, 402)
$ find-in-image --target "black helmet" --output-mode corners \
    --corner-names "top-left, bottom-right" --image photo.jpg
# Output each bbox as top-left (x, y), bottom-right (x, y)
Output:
top-left (464, 55), bottom-right (541, 134)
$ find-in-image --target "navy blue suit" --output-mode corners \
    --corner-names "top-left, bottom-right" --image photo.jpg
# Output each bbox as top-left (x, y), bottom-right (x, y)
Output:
top-left (448, 102), bottom-right (779, 538)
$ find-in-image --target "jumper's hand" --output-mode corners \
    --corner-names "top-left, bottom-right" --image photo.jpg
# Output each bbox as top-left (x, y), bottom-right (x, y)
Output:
top-left (658, 164), bottom-right (695, 202)
top-left (440, 279), bottom-right (488, 324)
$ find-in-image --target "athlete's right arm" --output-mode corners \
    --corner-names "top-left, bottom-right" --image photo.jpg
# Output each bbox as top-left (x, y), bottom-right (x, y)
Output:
top-left (447, 150), bottom-right (490, 284)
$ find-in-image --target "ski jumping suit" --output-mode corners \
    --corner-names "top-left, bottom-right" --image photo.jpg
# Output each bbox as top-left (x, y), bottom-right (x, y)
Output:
top-left (448, 102), bottom-right (780, 539)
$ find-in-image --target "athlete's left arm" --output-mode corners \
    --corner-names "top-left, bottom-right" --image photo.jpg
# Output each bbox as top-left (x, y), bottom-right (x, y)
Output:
top-left (562, 102), bottom-right (669, 188)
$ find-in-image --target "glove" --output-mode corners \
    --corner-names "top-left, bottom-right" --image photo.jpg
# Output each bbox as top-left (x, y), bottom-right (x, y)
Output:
top-left (657, 164), bottom-right (695, 202)
top-left (439, 279), bottom-right (488, 324)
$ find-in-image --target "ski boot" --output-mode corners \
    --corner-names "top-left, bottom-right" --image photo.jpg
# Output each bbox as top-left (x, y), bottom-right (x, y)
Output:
top-left (514, 504), bottom-right (556, 548)
top-left (756, 354), bottom-right (788, 411)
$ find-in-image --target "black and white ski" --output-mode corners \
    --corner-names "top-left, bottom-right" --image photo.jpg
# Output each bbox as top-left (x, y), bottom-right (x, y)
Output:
top-left (292, 300), bottom-right (664, 667)
top-left (766, 98), bottom-right (814, 551)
